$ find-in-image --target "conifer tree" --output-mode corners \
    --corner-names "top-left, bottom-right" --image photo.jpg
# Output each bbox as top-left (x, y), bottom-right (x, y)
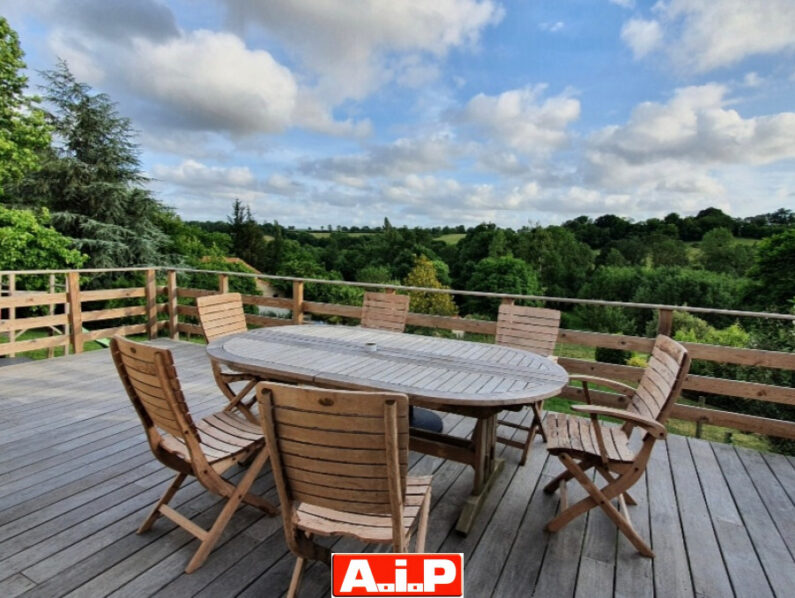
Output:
top-left (12, 61), bottom-right (168, 268)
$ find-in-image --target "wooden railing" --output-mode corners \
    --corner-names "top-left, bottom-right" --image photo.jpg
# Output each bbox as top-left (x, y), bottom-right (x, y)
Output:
top-left (1, 267), bottom-right (793, 441)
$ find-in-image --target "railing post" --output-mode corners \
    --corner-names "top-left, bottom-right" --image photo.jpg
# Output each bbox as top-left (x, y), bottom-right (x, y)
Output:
top-left (167, 270), bottom-right (179, 340)
top-left (8, 273), bottom-right (15, 357)
top-left (145, 268), bottom-right (157, 340)
top-left (63, 274), bottom-right (70, 356)
top-left (66, 271), bottom-right (83, 353)
top-left (657, 308), bottom-right (673, 337)
top-left (501, 297), bottom-right (515, 306)
top-left (48, 274), bottom-right (56, 358)
top-left (219, 273), bottom-right (229, 294)
top-left (292, 280), bottom-right (304, 324)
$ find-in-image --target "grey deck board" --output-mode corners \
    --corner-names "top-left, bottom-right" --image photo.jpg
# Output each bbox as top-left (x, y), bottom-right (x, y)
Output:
top-left (668, 434), bottom-right (734, 598)
top-left (713, 443), bottom-right (795, 597)
top-left (0, 340), bottom-right (793, 597)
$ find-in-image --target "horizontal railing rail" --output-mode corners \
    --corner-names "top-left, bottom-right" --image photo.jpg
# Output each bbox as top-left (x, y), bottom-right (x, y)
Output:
top-left (1, 267), bottom-right (793, 441)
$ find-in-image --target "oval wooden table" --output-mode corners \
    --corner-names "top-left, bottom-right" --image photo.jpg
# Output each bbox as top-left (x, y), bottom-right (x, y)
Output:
top-left (207, 325), bottom-right (569, 534)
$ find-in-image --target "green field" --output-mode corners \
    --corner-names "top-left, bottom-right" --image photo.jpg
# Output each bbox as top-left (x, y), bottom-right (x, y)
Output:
top-left (434, 233), bottom-right (465, 245)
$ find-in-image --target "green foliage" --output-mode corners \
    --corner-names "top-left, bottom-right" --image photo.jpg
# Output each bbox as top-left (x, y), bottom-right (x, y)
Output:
top-left (672, 311), bottom-right (750, 348)
top-left (515, 226), bottom-right (594, 297)
top-left (595, 347), bottom-right (631, 365)
top-left (403, 255), bottom-right (458, 316)
top-left (11, 62), bottom-right (168, 268)
top-left (0, 18), bottom-right (51, 196)
top-left (228, 199), bottom-right (268, 270)
top-left (0, 205), bottom-right (85, 272)
top-left (183, 257), bottom-right (259, 296)
top-left (465, 256), bottom-right (541, 317)
top-left (155, 210), bottom-right (230, 261)
top-left (749, 228), bottom-right (795, 310)
top-left (647, 234), bottom-right (689, 267)
top-left (698, 228), bottom-right (754, 276)
top-left (357, 265), bottom-right (394, 284)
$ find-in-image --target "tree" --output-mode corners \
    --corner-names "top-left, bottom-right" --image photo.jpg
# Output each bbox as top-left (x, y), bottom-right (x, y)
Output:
top-left (698, 227), bottom-right (753, 276)
top-left (465, 256), bottom-right (541, 317)
top-left (12, 62), bottom-right (168, 268)
top-left (403, 255), bottom-right (457, 316)
top-left (0, 18), bottom-right (51, 197)
top-left (516, 226), bottom-right (593, 297)
top-left (647, 234), bottom-right (689, 267)
top-left (228, 199), bottom-right (268, 270)
top-left (750, 229), bottom-right (795, 310)
top-left (0, 206), bottom-right (84, 273)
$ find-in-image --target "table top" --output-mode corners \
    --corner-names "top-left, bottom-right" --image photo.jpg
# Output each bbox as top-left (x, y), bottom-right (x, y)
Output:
top-left (206, 325), bottom-right (569, 409)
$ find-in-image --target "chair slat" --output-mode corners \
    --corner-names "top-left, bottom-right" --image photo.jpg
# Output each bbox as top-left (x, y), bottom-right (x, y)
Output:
top-left (361, 292), bottom-right (410, 333)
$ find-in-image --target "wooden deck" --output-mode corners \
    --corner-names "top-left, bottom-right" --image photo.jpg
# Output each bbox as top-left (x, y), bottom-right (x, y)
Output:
top-left (0, 340), bottom-right (793, 597)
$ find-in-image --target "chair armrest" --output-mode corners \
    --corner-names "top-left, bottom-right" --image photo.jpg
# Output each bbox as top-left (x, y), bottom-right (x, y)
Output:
top-left (570, 404), bottom-right (667, 439)
top-left (569, 375), bottom-right (636, 397)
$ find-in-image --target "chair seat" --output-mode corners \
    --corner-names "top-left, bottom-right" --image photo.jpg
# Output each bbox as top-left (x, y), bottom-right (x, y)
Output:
top-left (544, 413), bottom-right (634, 463)
top-left (293, 476), bottom-right (432, 543)
top-left (161, 411), bottom-right (264, 463)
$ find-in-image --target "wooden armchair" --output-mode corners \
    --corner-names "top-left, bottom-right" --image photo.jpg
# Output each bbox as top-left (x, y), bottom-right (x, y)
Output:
top-left (495, 303), bottom-right (562, 465)
top-left (110, 336), bottom-right (277, 573)
top-left (361, 291), bottom-right (410, 333)
top-left (542, 335), bottom-right (690, 557)
top-left (196, 292), bottom-right (259, 423)
top-left (256, 382), bottom-right (432, 598)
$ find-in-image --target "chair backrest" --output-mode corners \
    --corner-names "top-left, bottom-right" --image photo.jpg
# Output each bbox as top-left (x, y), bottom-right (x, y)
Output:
top-left (111, 336), bottom-right (200, 453)
top-left (627, 335), bottom-right (690, 426)
top-left (361, 292), bottom-right (410, 333)
top-left (496, 303), bottom-right (561, 357)
top-left (257, 382), bottom-right (409, 519)
top-left (196, 292), bottom-right (247, 342)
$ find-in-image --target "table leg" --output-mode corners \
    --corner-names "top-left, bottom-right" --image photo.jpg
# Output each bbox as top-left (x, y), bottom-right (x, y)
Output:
top-left (455, 413), bottom-right (504, 535)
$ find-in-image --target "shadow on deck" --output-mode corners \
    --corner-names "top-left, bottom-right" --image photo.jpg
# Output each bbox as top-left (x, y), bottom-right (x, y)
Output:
top-left (0, 340), bottom-right (792, 597)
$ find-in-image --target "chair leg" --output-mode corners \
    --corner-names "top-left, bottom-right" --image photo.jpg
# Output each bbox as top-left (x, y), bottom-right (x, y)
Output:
top-left (544, 458), bottom-right (594, 494)
top-left (531, 401), bottom-right (547, 443)
top-left (546, 454), bottom-right (653, 557)
top-left (287, 556), bottom-right (307, 598)
top-left (415, 491), bottom-right (431, 552)
top-left (595, 464), bottom-right (638, 506)
top-left (221, 378), bottom-right (259, 424)
top-left (185, 447), bottom-right (270, 573)
top-left (138, 472), bottom-right (186, 533)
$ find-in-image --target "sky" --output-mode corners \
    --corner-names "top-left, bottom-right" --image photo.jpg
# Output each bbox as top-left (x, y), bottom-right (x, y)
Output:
top-left (3, 0), bottom-right (795, 228)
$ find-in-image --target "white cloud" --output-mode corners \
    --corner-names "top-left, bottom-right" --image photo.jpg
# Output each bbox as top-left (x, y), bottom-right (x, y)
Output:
top-left (461, 85), bottom-right (580, 154)
top-left (221, 0), bottom-right (504, 101)
top-left (742, 72), bottom-right (764, 88)
top-left (620, 19), bottom-right (662, 60)
top-left (539, 21), bottom-right (565, 33)
top-left (609, 0), bottom-right (635, 8)
top-left (153, 159), bottom-right (257, 189)
top-left (303, 134), bottom-right (459, 181)
top-left (586, 84), bottom-right (795, 195)
top-left (637, 0), bottom-right (795, 73)
top-left (129, 31), bottom-right (297, 134)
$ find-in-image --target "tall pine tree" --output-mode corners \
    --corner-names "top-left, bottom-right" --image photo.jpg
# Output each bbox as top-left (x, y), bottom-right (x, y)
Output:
top-left (12, 61), bottom-right (169, 268)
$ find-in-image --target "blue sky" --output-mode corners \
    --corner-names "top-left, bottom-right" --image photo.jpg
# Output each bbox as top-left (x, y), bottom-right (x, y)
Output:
top-left (4, 0), bottom-right (795, 227)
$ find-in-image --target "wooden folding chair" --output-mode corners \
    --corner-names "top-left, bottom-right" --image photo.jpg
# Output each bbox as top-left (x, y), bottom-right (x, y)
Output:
top-left (495, 303), bottom-right (562, 465)
top-left (256, 382), bottom-right (432, 598)
top-left (110, 336), bottom-right (278, 573)
top-left (361, 291), bottom-right (410, 333)
top-left (542, 335), bottom-right (690, 557)
top-left (196, 292), bottom-right (259, 423)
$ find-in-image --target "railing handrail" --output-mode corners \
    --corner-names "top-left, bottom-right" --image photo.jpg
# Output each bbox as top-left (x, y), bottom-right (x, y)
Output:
top-left (2, 266), bottom-right (793, 321)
